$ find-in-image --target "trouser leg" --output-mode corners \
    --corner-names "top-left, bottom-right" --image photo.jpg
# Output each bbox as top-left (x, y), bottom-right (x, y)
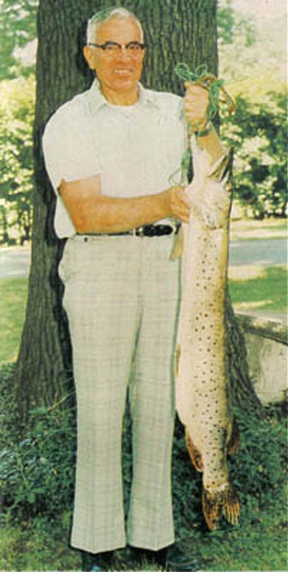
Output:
top-left (127, 237), bottom-right (181, 550)
top-left (60, 236), bottom-right (141, 554)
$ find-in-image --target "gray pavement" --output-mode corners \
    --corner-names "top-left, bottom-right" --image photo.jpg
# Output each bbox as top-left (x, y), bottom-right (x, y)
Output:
top-left (0, 246), bottom-right (31, 279)
top-left (0, 237), bottom-right (286, 279)
top-left (229, 237), bottom-right (286, 267)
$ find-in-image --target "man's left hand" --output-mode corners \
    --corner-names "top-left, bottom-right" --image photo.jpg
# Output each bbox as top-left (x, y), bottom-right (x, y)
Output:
top-left (183, 82), bottom-right (209, 133)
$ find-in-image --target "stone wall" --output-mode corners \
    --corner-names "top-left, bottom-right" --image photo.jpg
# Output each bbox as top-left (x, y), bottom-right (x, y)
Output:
top-left (236, 313), bottom-right (287, 405)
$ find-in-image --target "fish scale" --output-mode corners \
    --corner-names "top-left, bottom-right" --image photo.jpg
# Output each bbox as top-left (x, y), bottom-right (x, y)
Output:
top-left (174, 137), bottom-right (240, 530)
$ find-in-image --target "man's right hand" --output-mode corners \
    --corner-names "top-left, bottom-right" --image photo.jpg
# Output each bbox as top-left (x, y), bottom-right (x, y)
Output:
top-left (166, 185), bottom-right (191, 224)
top-left (59, 176), bottom-right (192, 234)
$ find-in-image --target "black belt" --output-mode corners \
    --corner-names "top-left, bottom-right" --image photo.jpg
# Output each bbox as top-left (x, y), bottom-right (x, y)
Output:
top-left (77, 224), bottom-right (180, 238)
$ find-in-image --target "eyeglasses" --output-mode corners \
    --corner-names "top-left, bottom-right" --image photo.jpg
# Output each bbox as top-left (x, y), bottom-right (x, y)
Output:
top-left (88, 41), bottom-right (146, 56)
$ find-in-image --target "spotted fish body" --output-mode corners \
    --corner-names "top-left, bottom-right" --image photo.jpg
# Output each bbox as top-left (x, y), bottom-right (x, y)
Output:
top-left (174, 137), bottom-right (240, 530)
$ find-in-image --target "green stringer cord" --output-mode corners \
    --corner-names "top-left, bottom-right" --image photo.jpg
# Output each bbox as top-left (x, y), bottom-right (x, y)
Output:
top-left (174, 63), bottom-right (225, 121)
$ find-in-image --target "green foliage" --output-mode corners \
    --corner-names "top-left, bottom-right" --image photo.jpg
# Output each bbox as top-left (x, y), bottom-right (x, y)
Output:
top-left (217, 2), bottom-right (286, 219)
top-left (222, 90), bottom-right (287, 219)
top-left (217, 0), bottom-right (256, 47)
top-left (230, 403), bottom-right (287, 516)
top-left (172, 401), bottom-right (287, 537)
top-left (0, 363), bottom-right (286, 541)
top-left (0, 514), bottom-right (81, 571)
top-left (0, 76), bottom-right (35, 243)
top-left (0, 0), bottom-right (38, 80)
top-left (0, 365), bottom-right (76, 519)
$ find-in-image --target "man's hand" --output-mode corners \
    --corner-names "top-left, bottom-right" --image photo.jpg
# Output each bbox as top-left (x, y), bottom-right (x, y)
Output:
top-left (166, 185), bottom-right (191, 223)
top-left (182, 82), bottom-right (226, 164)
top-left (183, 82), bottom-right (210, 133)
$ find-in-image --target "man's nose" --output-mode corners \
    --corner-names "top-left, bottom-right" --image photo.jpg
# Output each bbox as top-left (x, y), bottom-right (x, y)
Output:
top-left (115, 47), bottom-right (132, 60)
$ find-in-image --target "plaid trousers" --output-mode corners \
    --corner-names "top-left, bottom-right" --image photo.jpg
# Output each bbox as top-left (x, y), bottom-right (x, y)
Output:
top-left (59, 233), bottom-right (181, 554)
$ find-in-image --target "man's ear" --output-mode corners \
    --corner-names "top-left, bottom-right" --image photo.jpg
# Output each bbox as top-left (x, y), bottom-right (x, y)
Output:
top-left (83, 45), bottom-right (95, 70)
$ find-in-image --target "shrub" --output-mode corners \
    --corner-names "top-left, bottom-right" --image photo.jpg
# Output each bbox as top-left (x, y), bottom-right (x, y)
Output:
top-left (0, 76), bottom-right (35, 244)
top-left (222, 91), bottom-right (287, 219)
top-left (0, 363), bottom-right (286, 535)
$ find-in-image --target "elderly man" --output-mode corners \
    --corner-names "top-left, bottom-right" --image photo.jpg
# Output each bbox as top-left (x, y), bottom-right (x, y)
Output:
top-left (43, 6), bottom-right (225, 572)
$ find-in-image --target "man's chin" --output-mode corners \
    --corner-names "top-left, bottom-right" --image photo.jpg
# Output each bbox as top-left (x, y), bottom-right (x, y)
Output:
top-left (111, 77), bottom-right (138, 91)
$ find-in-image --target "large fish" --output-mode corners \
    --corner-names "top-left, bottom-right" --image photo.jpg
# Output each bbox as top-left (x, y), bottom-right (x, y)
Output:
top-left (173, 137), bottom-right (240, 530)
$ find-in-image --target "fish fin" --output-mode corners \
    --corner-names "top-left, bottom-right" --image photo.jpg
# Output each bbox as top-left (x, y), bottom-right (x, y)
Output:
top-left (202, 482), bottom-right (240, 531)
top-left (209, 147), bottom-right (234, 184)
top-left (228, 419), bottom-right (240, 456)
top-left (170, 227), bottom-right (184, 260)
top-left (185, 428), bottom-right (204, 472)
top-left (222, 489), bottom-right (241, 526)
top-left (202, 489), bottom-right (220, 531)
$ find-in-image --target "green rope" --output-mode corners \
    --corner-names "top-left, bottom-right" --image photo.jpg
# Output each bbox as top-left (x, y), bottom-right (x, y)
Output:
top-left (169, 148), bottom-right (191, 187)
top-left (174, 62), bottom-right (225, 121)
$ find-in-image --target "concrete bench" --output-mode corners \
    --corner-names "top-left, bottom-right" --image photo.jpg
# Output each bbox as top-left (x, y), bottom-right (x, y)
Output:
top-left (236, 313), bottom-right (287, 405)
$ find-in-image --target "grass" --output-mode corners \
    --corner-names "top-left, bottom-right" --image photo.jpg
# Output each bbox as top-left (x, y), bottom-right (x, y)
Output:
top-left (0, 514), bottom-right (80, 572)
top-left (228, 217), bottom-right (287, 316)
top-left (0, 225), bottom-right (286, 367)
top-left (0, 278), bottom-right (28, 365)
top-left (228, 265), bottom-right (287, 313)
top-left (0, 498), bottom-right (286, 571)
top-left (0, 219), bottom-right (287, 572)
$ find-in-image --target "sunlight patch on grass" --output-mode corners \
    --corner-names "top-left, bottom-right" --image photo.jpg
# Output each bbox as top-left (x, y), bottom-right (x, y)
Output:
top-left (0, 278), bottom-right (28, 365)
top-left (228, 264), bottom-right (267, 281)
top-left (235, 300), bottom-right (274, 310)
top-left (230, 218), bottom-right (287, 241)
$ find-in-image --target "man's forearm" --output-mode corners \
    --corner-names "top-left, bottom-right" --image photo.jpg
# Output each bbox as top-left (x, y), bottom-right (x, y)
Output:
top-left (195, 125), bottom-right (226, 165)
top-left (59, 176), bottom-right (189, 234)
top-left (76, 189), bottom-right (173, 234)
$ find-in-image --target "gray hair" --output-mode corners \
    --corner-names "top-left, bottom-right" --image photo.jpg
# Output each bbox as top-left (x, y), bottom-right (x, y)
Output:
top-left (86, 7), bottom-right (144, 44)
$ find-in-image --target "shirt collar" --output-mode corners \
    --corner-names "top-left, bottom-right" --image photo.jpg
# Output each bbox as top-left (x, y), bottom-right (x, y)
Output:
top-left (87, 78), bottom-right (161, 115)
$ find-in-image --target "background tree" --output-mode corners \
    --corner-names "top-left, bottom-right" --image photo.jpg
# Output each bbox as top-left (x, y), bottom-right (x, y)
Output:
top-left (0, 76), bottom-right (35, 244)
top-left (218, 0), bottom-right (287, 220)
top-left (1, 1), bottom-right (285, 244)
top-left (13, 0), bottom-right (256, 423)
top-left (0, 0), bottom-right (38, 80)
top-left (217, 0), bottom-right (256, 47)
top-left (222, 90), bottom-right (287, 219)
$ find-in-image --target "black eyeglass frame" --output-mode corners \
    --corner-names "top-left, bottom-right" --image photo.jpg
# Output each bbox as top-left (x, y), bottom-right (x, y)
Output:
top-left (88, 41), bottom-right (146, 51)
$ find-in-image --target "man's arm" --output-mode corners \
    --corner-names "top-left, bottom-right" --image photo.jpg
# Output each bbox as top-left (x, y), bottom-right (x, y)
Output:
top-left (59, 176), bottom-right (190, 234)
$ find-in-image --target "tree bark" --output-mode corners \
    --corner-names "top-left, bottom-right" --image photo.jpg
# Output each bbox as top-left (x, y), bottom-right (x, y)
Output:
top-left (14, 0), bottom-right (256, 420)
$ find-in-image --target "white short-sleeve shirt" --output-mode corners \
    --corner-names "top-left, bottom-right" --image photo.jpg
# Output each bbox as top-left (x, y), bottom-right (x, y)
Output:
top-left (42, 79), bottom-right (187, 238)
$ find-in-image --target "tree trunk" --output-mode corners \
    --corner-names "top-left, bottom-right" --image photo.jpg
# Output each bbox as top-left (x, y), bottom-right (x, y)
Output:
top-left (14, 0), bottom-right (257, 421)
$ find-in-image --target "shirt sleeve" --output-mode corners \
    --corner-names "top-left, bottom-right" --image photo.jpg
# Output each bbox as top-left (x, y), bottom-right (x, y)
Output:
top-left (42, 105), bottom-right (101, 193)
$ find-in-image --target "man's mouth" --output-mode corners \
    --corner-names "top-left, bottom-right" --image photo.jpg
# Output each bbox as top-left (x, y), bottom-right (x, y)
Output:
top-left (114, 69), bottom-right (132, 75)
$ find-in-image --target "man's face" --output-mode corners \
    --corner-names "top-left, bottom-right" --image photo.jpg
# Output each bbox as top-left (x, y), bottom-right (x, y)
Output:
top-left (84, 17), bottom-right (145, 97)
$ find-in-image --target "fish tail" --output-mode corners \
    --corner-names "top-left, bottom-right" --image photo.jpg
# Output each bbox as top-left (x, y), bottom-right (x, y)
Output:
top-left (202, 482), bottom-right (240, 531)
top-left (222, 486), bottom-right (241, 526)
